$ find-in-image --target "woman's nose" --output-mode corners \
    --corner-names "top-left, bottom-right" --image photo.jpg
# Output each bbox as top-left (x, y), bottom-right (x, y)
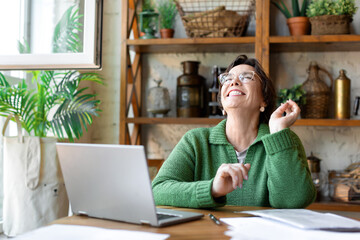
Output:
top-left (230, 78), bottom-right (241, 86)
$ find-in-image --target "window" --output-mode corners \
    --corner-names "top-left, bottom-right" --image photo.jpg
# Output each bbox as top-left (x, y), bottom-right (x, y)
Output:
top-left (0, 0), bottom-right (102, 69)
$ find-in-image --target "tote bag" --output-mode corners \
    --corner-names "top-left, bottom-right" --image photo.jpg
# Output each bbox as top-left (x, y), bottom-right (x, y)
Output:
top-left (2, 115), bottom-right (69, 237)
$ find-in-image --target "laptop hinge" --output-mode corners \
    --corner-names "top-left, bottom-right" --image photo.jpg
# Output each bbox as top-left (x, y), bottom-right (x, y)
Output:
top-left (140, 220), bottom-right (151, 225)
top-left (77, 211), bottom-right (89, 217)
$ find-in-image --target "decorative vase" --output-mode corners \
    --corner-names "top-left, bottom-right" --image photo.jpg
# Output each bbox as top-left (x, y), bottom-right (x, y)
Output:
top-left (301, 61), bottom-right (333, 119)
top-left (177, 61), bottom-right (205, 117)
top-left (160, 29), bottom-right (175, 38)
top-left (310, 15), bottom-right (351, 35)
top-left (286, 16), bottom-right (310, 36)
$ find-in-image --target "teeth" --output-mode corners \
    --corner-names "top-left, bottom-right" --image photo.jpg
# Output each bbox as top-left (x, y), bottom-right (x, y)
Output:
top-left (229, 91), bottom-right (244, 96)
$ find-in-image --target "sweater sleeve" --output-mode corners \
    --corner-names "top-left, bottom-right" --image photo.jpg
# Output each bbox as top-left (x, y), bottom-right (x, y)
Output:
top-left (152, 132), bottom-right (226, 208)
top-left (261, 128), bottom-right (316, 208)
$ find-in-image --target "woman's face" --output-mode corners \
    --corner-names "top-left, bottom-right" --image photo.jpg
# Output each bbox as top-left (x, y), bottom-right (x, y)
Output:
top-left (220, 64), bottom-right (265, 113)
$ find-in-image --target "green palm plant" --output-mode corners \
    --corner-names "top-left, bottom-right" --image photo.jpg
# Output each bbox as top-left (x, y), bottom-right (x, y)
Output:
top-left (272, 0), bottom-right (310, 18)
top-left (52, 5), bottom-right (83, 53)
top-left (0, 6), bottom-right (103, 142)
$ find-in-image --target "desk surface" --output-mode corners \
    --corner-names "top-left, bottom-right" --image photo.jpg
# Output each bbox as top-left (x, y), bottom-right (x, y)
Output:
top-left (53, 205), bottom-right (360, 240)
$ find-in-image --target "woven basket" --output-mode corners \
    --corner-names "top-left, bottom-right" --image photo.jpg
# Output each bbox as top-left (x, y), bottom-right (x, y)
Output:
top-left (174, 0), bottom-right (255, 38)
top-left (310, 15), bottom-right (352, 35)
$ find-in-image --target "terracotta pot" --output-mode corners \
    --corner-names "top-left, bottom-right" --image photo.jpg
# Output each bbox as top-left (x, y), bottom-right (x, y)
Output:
top-left (286, 17), bottom-right (310, 36)
top-left (160, 29), bottom-right (174, 38)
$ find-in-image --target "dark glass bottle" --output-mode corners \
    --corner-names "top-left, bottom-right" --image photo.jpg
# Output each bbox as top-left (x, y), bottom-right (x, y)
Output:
top-left (176, 61), bottom-right (205, 117)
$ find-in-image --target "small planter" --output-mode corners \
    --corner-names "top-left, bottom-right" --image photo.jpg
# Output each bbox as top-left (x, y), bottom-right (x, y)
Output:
top-left (310, 15), bottom-right (352, 35)
top-left (160, 28), bottom-right (175, 38)
top-left (287, 16), bottom-right (310, 36)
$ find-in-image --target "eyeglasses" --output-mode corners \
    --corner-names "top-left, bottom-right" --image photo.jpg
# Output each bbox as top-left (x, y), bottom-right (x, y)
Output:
top-left (218, 71), bottom-right (258, 85)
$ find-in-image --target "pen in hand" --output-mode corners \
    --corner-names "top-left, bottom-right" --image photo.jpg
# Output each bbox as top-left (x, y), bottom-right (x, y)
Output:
top-left (209, 213), bottom-right (221, 225)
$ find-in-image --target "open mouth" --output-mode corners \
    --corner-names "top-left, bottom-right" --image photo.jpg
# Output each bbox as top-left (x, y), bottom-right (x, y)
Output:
top-left (227, 90), bottom-right (246, 97)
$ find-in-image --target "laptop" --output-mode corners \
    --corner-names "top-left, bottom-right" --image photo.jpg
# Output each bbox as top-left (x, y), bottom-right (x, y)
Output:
top-left (56, 143), bottom-right (204, 227)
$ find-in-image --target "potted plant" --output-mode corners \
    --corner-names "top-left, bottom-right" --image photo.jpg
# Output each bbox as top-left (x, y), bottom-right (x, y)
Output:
top-left (307, 0), bottom-right (358, 35)
top-left (277, 84), bottom-right (307, 117)
top-left (272, 0), bottom-right (310, 36)
top-left (156, 0), bottom-right (177, 38)
top-left (0, 5), bottom-right (103, 236)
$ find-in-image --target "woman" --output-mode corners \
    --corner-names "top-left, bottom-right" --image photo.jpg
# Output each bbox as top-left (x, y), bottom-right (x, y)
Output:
top-left (152, 55), bottom-right (316, 209)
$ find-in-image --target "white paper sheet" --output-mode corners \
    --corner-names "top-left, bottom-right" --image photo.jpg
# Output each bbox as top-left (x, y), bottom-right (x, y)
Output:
top-left (239, 209), bottom-right (360, 230)
top-left (221, 217), bottom-right (360, 240)
top-left (14, 224), bottom-right (170, 240)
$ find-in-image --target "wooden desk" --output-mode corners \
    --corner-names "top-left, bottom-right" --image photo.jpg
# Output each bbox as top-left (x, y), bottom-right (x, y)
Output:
top-left (53, 205), bottom-right (360, 240)
top-left (53, 206), bottom-right (264, 240)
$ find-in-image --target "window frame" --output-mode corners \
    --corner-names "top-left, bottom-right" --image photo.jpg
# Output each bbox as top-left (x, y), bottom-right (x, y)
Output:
top-left (0, 0), bottom-right (103, 70)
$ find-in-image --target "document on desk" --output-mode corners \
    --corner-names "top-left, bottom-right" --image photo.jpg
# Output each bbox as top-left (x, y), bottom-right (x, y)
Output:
top-left (14, 224), bottom-right (170, 240)
top-left (221, 209), bottom-right (360, 240)
top-left (240, 209), bottom-right (360, 230)
top-left (221, 217), bottom-right (360, 240)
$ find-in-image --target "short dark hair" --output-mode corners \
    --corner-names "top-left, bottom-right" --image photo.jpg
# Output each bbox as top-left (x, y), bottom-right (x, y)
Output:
top-left (217, 55), bottom-right (276, 124)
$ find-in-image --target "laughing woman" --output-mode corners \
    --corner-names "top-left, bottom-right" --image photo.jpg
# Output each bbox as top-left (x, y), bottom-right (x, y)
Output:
top-left (152, 55), bottom-right (316, 208)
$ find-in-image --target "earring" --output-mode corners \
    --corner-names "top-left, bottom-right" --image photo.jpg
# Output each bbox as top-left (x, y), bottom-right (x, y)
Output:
top-left (222, 110), bottom-right (227, 116)
top-left (260, 106), bottom-right (265, 112)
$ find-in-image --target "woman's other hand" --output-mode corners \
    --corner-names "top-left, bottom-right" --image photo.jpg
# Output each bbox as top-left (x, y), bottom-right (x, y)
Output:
top-left (211, 163), bottom-right (251, 198)
top-left (269, 99), bottom-right (300, 134)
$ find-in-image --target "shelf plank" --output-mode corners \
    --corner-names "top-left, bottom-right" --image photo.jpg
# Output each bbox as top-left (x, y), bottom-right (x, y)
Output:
top-left (127, 37), bottom-right (255, 53)
top-left (126, 117), bottom-right (224, 125)
top-left (126, 117), bottom-right (360, 126)
top-left (308, 201), bottom-right (360, 212)
top-left (294, 119), bottom-right (360, 126)
top-left (270, 35), bottom-right (360, 52)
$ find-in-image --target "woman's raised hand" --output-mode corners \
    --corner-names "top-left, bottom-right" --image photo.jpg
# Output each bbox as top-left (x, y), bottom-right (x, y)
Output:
top-left (269, 99), bottom-right (300, 134)
top-left (211, 163), bottom-right (251, 198)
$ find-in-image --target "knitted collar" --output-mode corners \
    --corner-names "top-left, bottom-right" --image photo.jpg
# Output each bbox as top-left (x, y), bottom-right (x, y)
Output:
top-left (209, 119), bottom-right (270, 145)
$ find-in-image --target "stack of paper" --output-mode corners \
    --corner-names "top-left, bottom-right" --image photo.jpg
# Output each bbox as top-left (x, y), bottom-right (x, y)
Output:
top-left (14, 224), bottom-right (170, 240)
top-left (221, 209), bottom-right (360, 240)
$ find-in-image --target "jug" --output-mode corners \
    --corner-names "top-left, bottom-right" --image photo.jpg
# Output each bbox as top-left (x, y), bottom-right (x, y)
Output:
top-left (302, 62), bottom-right (333, 119)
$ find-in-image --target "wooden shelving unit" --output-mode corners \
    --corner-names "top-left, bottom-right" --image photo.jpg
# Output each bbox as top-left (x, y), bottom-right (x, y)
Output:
top-left (119, 0), bottom-right (360, 212)
top-left (120, 0), bottom-right (360, 146)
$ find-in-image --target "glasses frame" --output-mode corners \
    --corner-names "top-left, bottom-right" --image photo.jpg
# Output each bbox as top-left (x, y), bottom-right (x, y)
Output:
top-left (218, 71), bottom-right (259, 85)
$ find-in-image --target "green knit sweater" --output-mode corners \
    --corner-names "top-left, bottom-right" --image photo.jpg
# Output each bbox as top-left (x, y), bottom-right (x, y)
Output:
top-left (152, 119), bottom-right (316, 208)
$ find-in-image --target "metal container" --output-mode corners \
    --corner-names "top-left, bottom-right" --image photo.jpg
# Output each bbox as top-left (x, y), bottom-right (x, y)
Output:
top-left (307, 153), bottom-right (322, 201)
top-left (176, 61), bottom-right (205, 117)
top-left (334, 69), bottom-right (351, 119)
top-left (147, 79), bottom-right (170, 117)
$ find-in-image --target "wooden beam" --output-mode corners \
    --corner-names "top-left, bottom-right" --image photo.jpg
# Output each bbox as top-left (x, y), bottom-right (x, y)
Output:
top-left (119, 0), bottom-right (129, 144)
top-left (261, 0), bottom-right (270, 74)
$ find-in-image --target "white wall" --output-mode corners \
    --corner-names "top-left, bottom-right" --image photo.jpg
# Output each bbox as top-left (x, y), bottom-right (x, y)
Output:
top-left (90, 0), bottom-right (122, 144)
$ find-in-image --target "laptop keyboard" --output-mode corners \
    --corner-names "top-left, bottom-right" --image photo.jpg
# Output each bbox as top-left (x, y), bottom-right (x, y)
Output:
top-left (157, 213), bottom-right (178, 221)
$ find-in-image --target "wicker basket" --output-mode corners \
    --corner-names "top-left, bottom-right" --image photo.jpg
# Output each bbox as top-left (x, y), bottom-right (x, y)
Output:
top-left (310, 15), bottom-right (352, 35)
top-left (174, 0), bottom-right (255, 38)
top-left (301, 62), bottom-right (333, 119)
